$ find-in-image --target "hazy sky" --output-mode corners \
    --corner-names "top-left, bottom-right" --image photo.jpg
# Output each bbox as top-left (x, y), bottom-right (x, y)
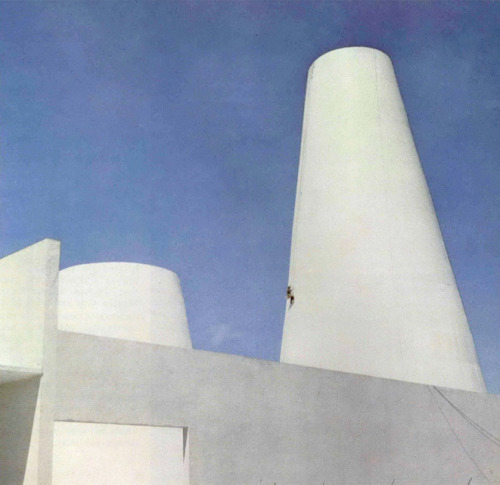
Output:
top-left (1, 1), bottom-right (499, 392)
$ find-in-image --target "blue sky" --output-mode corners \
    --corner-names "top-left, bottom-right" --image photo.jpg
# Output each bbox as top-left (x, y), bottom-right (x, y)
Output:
top-left (1, 1), bottom-right (499, 392)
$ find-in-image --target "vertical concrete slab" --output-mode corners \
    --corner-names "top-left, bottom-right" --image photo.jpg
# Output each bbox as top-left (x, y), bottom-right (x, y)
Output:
top-left (0, 240), bottom-right (57, 372)
top-left (0, 239), bottom-right (60, 485)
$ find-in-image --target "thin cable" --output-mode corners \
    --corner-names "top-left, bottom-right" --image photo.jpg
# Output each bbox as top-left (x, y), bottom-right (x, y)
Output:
top-left (427, 386), bottom-right (491, 483)
top-left (433, 386), bottom-right (500, 449)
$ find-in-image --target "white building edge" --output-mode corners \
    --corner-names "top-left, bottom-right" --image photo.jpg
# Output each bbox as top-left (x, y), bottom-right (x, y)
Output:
top-left (0, 47), bottom-right (499, 484)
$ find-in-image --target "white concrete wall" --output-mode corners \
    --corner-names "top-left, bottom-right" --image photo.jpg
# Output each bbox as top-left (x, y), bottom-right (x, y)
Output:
top-left (281, 47), bottom-right (485, 392)
top-left (58, 263), bottom-right (192, 349)
top-left (52, 422), bottom-right (188, 485)
top-left (0, 239), bottom-right (60, 485)
top-left (0, 239), bottom-right (58, 373)
top-left (56, 332), bottom-right (500, 485)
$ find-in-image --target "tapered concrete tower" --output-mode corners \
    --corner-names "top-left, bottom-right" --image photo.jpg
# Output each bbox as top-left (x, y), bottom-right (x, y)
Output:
top-left (59, 262), bottom-right (192, 349)
top-left (281, 47), bottom-right (485, 392)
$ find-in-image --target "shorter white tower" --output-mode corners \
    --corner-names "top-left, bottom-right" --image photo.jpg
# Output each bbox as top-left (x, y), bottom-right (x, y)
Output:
top-left (58, 262), bottom-right (192, 349)
top-left (280, 47), bottom-right (485, 392)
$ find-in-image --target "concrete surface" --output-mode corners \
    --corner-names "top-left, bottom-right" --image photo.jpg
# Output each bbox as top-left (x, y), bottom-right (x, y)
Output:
top-left (0, 377), bottom-right (41, 485)
top-left (57, 331), bottom-right (500, 485)
top-left (281, 47), bottom-right (485, 392)
top-left (0, 239), bottom-right (60, 485)
top-left (52, 422), bottom-right (188, 485)
top-left (58, 263), bottom-right (192, 349)
top-left (0, 239), bottom-right (59, 373)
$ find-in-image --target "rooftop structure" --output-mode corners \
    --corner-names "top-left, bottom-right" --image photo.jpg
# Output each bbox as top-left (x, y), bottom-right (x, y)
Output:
top-left (0, 47), bottom-right (498, 485)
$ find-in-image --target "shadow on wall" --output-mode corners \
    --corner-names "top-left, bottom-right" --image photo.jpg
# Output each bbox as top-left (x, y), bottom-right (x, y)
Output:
top-left (0, 376), bottom-right (41, 484)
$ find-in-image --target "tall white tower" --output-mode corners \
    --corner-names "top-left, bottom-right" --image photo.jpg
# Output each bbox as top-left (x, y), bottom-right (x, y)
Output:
top-left (280, 47), bottom-right (485, 392)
